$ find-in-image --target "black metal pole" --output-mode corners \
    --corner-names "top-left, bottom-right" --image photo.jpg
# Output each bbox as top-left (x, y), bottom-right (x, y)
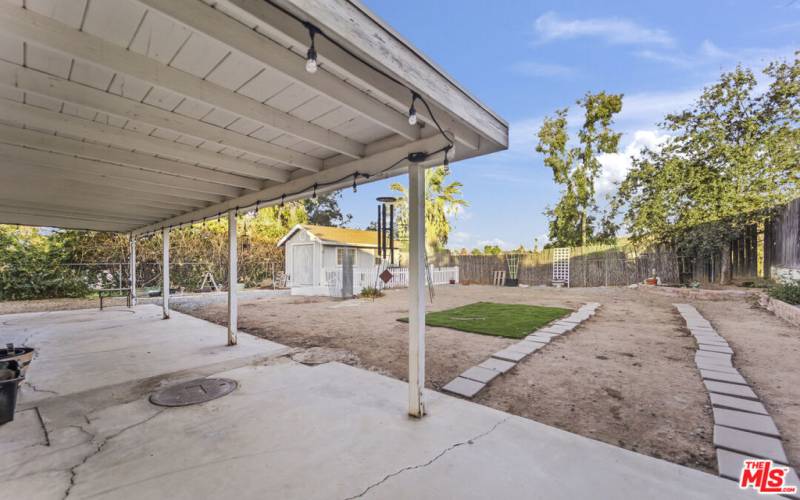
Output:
top-left (382, 203), bottom-right (388, 259)
top-left (377, 205), bottom-right (382, 260)
top-left (389, 204), bottom-right (395, 265)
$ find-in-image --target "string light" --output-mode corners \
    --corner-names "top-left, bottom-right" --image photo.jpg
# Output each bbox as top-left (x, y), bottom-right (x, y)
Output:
top-left (352, 172), bottom-right (358, 193)
top-left (408, 92), bottom-right (418, 126)
top-left (304, 23), bottom-right (318, 74)
top-left (312, 183), bottom-right (317, 199)
top-left (280, 194), bottom-right (285, 207)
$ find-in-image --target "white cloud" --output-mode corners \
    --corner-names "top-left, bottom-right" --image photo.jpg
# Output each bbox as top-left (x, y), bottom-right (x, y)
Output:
top-left (478, 238), bottom-right (508, 249)
top-left (449, 231), bottom-right (471, 246)
top-left (534, 11), bottom-right (674, 47)
top-left (636, 40), bottom-right (796, 70)
top-left (596, 130), bottom-right (670, 195)
top-left (511, 61), bottom-right (576, 78)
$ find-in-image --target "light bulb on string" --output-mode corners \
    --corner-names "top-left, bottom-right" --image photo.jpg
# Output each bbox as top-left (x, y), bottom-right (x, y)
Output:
top-left (305, 25), bottom-right (318, 74)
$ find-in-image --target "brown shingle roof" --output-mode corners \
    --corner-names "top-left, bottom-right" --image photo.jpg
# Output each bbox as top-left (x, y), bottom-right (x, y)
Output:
top-left (280, 224), bottom-right (378, 247)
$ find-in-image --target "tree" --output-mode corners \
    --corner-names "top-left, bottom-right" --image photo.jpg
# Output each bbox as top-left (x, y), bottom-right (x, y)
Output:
top-left (536, 91), bottom-right (623, 247)
top-left (302, 190), bottom-right (352, 227)
top-left (482, 245), bottom-right (502, 255)
top-left (390, 166), bottom-right (468, 253)
top-left (613, 54), bottom-right (800, 284)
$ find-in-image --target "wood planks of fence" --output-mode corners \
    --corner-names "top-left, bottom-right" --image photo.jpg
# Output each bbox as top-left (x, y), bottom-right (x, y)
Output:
top-left (432, 249), bottom-right (679, 288)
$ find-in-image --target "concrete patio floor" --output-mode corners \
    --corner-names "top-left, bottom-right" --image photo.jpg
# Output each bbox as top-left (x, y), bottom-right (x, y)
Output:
top-left (0, 306), bottom-right (755, 499)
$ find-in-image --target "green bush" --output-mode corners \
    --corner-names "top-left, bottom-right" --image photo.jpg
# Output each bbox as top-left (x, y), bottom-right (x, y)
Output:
top-left (0, 226), bottom-right (90, 301)
top-left (768, 281), bottom-right (800, 305)
top-left (359, 286), bottom-right (384, 299)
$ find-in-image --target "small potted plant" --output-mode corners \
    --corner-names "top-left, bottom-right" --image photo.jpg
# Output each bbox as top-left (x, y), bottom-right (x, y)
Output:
top-left (0, 343), bottom-right (32, 425)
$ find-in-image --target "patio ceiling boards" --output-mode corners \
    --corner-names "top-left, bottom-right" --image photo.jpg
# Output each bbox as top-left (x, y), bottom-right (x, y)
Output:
top-left (0, 0), bottom-right (508, 234)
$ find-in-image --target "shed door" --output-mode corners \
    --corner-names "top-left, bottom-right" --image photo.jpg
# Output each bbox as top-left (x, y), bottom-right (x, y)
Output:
top-left (292, 244), bottom-right (314, 286)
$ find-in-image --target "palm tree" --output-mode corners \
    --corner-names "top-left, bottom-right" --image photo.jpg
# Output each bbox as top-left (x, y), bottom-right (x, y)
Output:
top-left (390, 166), bottom-right (468, 254)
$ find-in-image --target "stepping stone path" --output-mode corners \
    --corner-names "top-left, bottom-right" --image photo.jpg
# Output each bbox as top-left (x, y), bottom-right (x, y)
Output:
top-left (442, 303), bottom-right (600, 399)
top-left (674, 303), bottom-right (799, 497)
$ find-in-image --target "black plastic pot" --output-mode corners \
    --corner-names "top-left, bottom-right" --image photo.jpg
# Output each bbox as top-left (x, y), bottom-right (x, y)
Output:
top-left (0, 375), bottom-right (22, 425)
top-left (504, 278), bottom-right (519, 287)
top-left (0, 346), bottom-right (34, 378)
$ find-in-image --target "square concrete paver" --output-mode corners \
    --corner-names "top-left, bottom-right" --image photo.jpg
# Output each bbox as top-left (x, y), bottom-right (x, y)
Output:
top-left (507, 341), bottom-right (542, 356)
top-left (700, 369), bottom-right (747, 385)
top-left (704, 381), bottom-right (758, 400)
top-left (526, 335), bottom-right (552, 344)
top-left (492, 349), bottom-right (528, 362)
top-left (695, 350), bottom-right (731, 360)
top-left (698, 340), bottom-right (730, 347)
top-left (694, 334), bottom-right (726, 343)
top-left (699, 345), bottom-right (734, 354)
top-left (710, 393), bottom-right (768, 415)
top-left (478, 358), bottom-right (516, 374)
top-left (460, 366), bottom-right (501, 384)
top-left (713, 408), bottom-right (780, 437)
top-left (713, 425), bottom-right (788, 463)
top-left (442, 377), bottom-right (486, 398)
top-left (696, 358), bottom-right (736, 372)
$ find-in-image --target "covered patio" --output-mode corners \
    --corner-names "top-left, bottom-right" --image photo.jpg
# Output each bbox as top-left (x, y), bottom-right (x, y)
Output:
top-left (0, 0), bottom-right (509, 417)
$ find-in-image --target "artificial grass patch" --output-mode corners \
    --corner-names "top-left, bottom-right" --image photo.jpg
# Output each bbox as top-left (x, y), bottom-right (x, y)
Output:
top-left (399, 301), bottom-right (571, 339)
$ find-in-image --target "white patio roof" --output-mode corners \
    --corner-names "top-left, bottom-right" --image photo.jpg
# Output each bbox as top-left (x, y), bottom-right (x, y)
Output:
top-left (0, 0), bottom-right (508, 234)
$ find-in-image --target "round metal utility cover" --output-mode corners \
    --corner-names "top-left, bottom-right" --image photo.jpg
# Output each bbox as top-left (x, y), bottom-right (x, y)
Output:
top-left (150, 378), bottom-right (237, 407)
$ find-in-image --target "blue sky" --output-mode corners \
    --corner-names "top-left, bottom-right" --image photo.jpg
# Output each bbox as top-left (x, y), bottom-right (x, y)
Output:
top-left (337, 0), bottom-right (799, 250)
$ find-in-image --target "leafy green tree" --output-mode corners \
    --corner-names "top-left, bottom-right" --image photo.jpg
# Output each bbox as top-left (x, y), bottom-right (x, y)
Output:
top-left (0, 225), bottom-right (89, 300)
top-left (302, 191), bottom-right (352, 227)
top-left (613, 54), bottom-right (800, 284)
top-left (536, 91), bottom-right (623, 247)
top-left (391, 166), bottom-right (468, 253)
top-left (482, 245), bottom-right (503, 255)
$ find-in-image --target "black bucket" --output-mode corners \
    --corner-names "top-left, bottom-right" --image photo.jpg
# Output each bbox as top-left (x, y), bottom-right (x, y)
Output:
top-left (1, 346), bottom-right (34, 378)
top-left (0, 375), bottom-right (22, 426)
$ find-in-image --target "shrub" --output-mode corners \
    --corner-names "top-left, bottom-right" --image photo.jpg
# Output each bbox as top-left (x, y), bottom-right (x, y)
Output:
top-left (0, 226), bottom-right (90, 301)
top-left (359, 286), bottom-right (384, 299)
top-left (768, 281), bottom-right (800, 305)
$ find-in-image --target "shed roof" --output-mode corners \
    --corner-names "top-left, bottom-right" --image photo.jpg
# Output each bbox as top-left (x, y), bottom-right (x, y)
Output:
top-left (278, 224), bottom-right (377, 247)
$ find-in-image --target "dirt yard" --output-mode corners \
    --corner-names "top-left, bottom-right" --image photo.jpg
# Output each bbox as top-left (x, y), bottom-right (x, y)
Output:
top-left (3, 285), bottom-right (797, 475)
top-left (167, 285), bottom-right (797, 474)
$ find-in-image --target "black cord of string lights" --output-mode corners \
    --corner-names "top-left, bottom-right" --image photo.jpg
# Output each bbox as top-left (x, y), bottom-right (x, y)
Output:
top-left (139, 3), bottom-right (457, 238)
top-left (262, 0), bottom-right (454, 148)
top-left (140, 145), bottom-right (452, 238)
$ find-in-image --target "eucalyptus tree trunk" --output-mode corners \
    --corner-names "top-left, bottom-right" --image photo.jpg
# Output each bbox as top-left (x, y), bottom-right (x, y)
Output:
top-left (719, 240), bottom-right (732, 285)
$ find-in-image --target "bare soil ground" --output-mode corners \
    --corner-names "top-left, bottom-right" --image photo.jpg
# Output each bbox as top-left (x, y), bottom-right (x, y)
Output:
top-left (3, 285), bottom-right (797, 475)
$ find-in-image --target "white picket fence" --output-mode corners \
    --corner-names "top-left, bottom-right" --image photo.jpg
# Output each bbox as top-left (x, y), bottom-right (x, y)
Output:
top-left (322, 266), bottom-right (459, 296)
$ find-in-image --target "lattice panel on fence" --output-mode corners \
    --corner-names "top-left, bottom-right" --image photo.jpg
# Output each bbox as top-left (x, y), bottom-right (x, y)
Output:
top-left (552, 247), bottom-right (570, 286)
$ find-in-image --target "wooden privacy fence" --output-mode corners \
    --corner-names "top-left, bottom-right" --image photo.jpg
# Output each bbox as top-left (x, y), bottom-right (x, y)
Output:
top-left (432, 251), bottom-right (679, 288)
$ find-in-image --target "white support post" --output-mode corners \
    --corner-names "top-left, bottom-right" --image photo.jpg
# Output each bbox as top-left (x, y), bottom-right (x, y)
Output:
top-left (162, 227), bottom-right (170, 319)
top-left (407, 163), bottom-right (426, 417)
top-left (227, 210), bottom-right (238, 346)
top-left (129, 235), bottom-right (137, 307)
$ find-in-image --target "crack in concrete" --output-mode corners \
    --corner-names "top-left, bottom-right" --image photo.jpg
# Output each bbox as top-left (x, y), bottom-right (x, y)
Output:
top-left (26, 382), bottom-right (59, 396)
top-left (34, 407), bottom-right (50, 447)
top-left (343, 417), bottom-right (510, 500)
top-left (63, 408), bottom-right (166, 500)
